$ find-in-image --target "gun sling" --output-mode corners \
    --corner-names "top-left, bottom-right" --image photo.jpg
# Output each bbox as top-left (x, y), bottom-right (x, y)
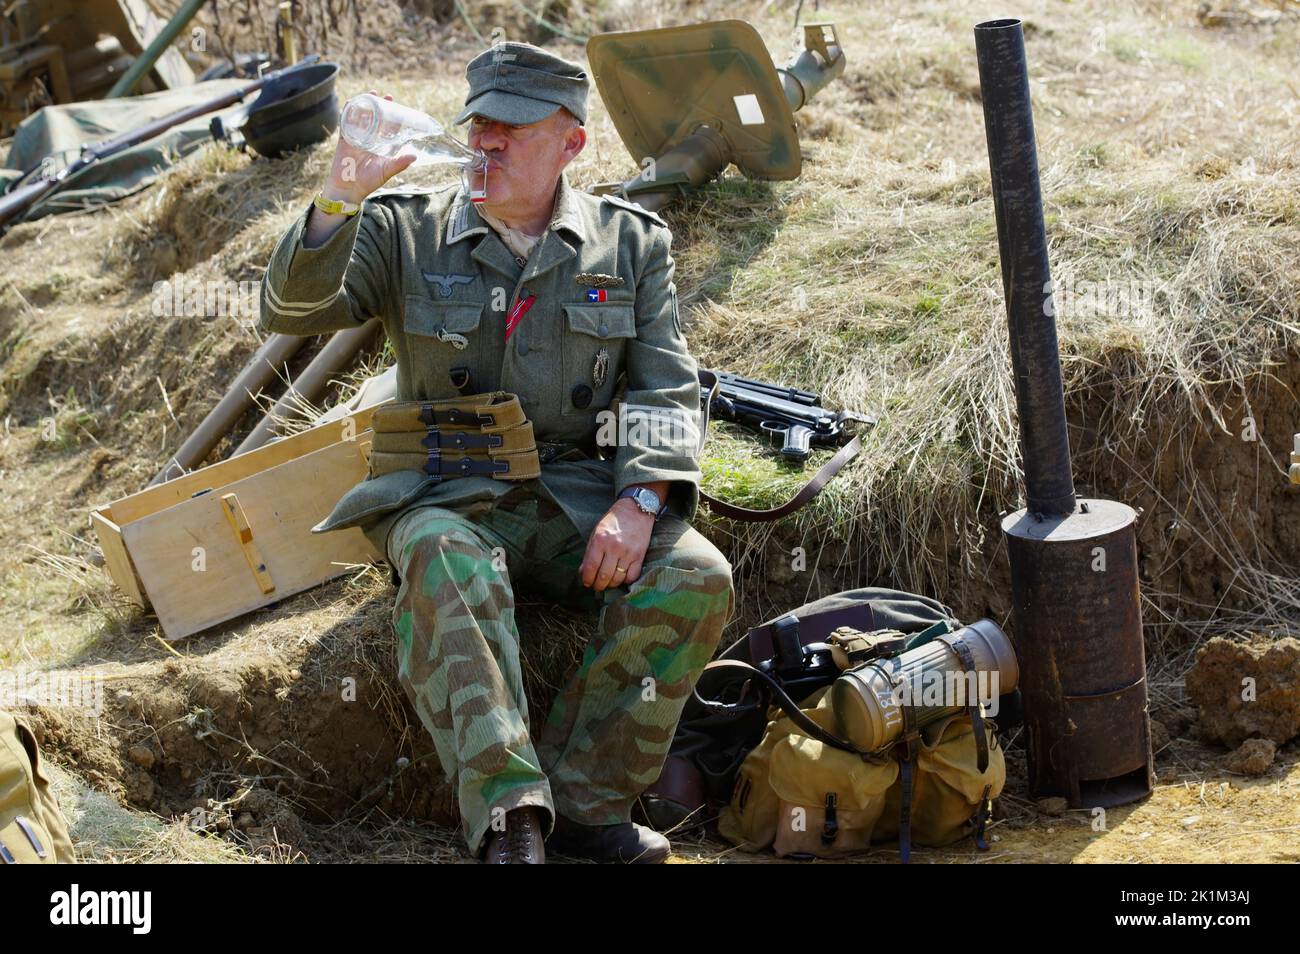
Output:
top-left (696, 369), bottom-right (864, 522)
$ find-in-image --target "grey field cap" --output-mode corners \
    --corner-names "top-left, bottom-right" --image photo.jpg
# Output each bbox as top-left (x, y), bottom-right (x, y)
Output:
top-left (454, 41), bottom-right (590, 126)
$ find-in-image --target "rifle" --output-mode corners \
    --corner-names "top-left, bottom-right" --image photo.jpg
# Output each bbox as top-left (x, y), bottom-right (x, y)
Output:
top-left (699, 368), bottom-right (875, 462)
top-left (0, 56), bottom-right (321, 232)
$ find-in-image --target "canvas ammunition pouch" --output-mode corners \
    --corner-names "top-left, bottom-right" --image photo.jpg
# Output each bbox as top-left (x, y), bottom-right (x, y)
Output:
top-left (0, 709), bottom-right (75, 864)
top-left (367, 392), bottom-right (542, 481)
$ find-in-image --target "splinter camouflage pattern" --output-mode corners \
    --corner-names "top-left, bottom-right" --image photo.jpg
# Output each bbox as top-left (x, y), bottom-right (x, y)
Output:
top-left (387, 484), bottom-right (733, 854)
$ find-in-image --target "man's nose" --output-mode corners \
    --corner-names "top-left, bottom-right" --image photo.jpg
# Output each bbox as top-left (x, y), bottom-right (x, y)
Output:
top-left (474, 122), bottom-right (509, 150)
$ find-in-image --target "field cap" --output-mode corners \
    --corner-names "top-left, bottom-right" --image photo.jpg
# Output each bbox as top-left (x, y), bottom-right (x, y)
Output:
top-left (455, 41), bottom-right (589, 126)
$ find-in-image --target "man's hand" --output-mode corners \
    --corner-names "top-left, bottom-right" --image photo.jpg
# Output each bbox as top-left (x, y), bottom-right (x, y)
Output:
top-left (305, 92), bottom-right (415, 247)
top-left (580, 498), bottom-right (656, 592)
top-left (324, 93), bottom-right (416, 202)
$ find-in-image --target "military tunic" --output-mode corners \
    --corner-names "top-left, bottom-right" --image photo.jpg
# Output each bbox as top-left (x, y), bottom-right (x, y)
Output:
top-left (259, 174), bottom-right (704, 554)
top-left (259, 176), bottom-right (734, 854)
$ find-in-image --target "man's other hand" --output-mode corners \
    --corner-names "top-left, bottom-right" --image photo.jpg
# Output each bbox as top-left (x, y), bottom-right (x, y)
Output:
top-left (580, 498), bottom-right (655, 592)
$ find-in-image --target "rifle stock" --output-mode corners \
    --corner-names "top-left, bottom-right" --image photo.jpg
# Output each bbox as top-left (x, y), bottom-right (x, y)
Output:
top-left (0, 178), bottom-right (61, 229)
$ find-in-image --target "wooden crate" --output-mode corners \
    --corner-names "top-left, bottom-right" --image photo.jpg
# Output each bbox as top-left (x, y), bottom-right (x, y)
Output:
top-left (92, 408), bottom-right (384, 640)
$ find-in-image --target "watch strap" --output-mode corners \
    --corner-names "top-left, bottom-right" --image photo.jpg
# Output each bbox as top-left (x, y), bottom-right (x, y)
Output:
top-left (313, 192), bottom-right (361, 216)
top-left (618, 486), bottom-right (667, 518)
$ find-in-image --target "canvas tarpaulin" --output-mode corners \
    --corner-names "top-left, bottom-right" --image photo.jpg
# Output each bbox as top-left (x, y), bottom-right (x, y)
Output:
top-left (0, 79), bottom-right (250, 221)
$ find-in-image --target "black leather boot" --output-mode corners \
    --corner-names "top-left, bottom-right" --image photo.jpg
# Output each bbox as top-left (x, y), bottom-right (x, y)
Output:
top-left (482, 807), bottom-right (546, 864)
top-left (547, 815), bottom-right (670, 864)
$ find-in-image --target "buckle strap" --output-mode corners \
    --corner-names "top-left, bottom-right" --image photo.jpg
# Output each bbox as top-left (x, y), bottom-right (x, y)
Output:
top-left (368, 449), bottom-right (539, 481)
top-left (371, 392), bottom-right (526, 433)
top-left (372, 421), bottom-right (537, 458)
top-left (421, 455), bottom-right (512, 479)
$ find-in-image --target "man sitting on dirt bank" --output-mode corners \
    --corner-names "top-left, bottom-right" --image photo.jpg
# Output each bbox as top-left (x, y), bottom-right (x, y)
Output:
top-left (258, 43), bottom-right (734, 863)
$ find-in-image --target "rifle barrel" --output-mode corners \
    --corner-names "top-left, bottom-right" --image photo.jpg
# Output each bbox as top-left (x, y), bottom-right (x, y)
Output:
top-left (0, 59), bottom-right (323, 230)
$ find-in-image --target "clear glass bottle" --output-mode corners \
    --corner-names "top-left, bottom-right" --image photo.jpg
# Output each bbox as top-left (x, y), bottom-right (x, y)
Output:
top-left (339, 93), bottom-right (487, 202)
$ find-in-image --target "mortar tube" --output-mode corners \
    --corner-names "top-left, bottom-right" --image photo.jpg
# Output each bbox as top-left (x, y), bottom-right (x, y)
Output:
top-left (232, 318), bottom-right (381, 455)
top-left (149, 331), bottom-right (306, 485)
top-left (975, 18), bottom-right (1076, 516)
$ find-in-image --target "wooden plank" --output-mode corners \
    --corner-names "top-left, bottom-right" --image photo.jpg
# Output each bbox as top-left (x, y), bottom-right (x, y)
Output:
top-left (122, 438), bottom-right (381, 640)
top-left (90, 509), bottom-right (146, 608)
top-left (105, 405), bottom-right (381, 526)
top-left (220, 493), bottom-right (277, 594)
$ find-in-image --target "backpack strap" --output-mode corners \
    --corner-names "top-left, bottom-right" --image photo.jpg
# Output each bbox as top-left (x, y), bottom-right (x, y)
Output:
top-left (892, 688), bottom-right (921, 865)
top-left (970, 784), bottom-right (993, 851)
top-left (949, 640), bottom-right (990, 774)
top-left (693, 660), bottom-right (868, 756)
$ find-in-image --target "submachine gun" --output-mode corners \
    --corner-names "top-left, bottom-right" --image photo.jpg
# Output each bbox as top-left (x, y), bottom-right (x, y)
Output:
top-left (699, 369), bottom-right (875, 462)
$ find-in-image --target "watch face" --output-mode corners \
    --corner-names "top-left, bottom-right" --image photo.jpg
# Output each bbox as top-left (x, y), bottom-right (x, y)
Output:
top-left (634, 488), bottom-right (661, 513)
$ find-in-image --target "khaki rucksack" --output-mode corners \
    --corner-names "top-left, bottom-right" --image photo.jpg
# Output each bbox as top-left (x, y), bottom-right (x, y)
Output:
top-left (1, 709), bottom-right (75, 864)
top-left (718, 688), bottom-right (1004, 860)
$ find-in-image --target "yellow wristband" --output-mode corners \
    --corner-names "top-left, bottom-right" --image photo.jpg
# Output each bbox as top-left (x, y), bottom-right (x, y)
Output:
top-left (313, 192), bottom-right (361, 216)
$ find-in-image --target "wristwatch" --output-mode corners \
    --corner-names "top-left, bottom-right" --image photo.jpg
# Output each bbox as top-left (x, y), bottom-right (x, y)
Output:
top-left (313, 192), bottom-right (361, 216)
top-left (618, 486), bottom-right (667, 519)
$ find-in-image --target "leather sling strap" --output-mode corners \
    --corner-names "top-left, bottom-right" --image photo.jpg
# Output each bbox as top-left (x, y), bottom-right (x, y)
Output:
top-left (695, 369), bottom-right (863, 522)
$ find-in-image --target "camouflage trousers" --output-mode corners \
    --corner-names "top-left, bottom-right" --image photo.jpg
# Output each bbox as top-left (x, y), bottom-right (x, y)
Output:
top-left (381, 483), bottom-right (734, 855)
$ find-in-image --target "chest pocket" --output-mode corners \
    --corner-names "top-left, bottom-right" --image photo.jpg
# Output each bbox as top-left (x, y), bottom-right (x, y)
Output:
top-left (402, 295), bottom-right (484, 396)
top-left (562, 303), bottom-right (636, 417)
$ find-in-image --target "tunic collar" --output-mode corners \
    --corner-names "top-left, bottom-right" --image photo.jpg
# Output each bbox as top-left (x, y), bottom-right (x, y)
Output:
top-left (446, 171), bottom-right (586, 247)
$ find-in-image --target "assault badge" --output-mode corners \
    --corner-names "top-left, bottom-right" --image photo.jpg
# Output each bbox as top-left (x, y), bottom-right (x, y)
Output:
top-left (593, 348), bottom-right (609, 387)
top-left (575, 273), bottom-right (624, 289)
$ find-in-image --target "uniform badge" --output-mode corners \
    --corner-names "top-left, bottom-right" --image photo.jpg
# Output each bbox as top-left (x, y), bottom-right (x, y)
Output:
top-left (422, 272), bottom-right (475, 298)
top-left (593, 348), bottom-right (609, 388)
top-left (586, 288), bottom-right (607, 303)
top-left (575, 273), bottom-right (624, 289)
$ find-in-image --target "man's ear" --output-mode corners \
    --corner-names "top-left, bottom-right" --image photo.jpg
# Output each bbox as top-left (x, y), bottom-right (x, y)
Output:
top-left (563, 124), bottom-right (586, 162)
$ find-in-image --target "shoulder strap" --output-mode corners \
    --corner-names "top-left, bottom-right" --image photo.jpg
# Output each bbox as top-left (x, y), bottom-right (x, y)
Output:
top-left (600, 193), bottom-right (668, 227)
top-left (695, 369), bottom-right (862, 522)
